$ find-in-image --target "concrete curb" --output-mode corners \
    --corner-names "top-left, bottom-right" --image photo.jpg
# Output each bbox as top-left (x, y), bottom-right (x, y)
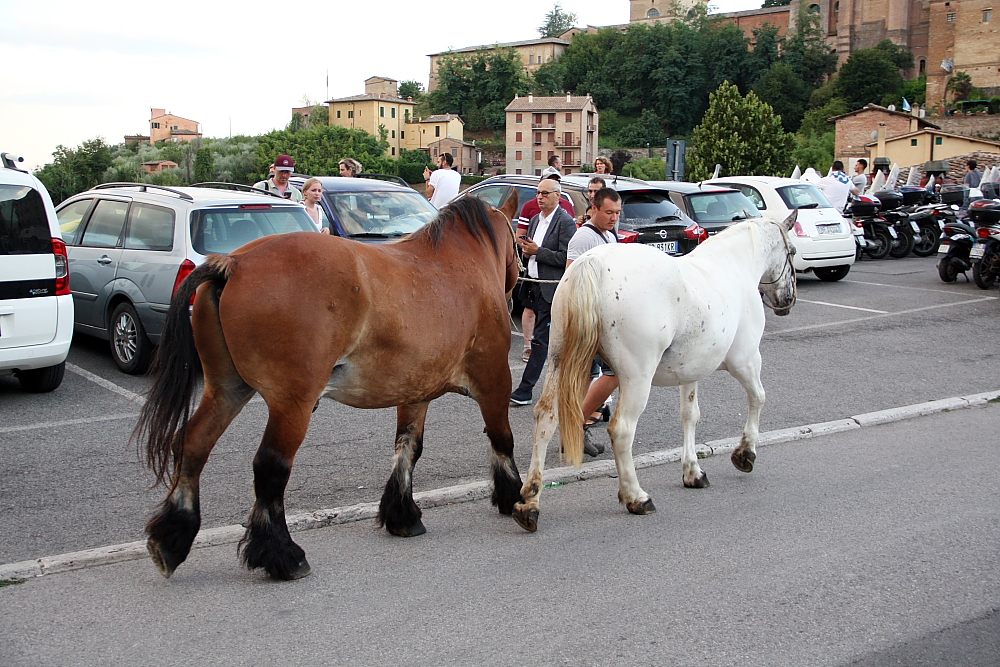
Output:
top-left (3, 389), bottom-right (998, 582)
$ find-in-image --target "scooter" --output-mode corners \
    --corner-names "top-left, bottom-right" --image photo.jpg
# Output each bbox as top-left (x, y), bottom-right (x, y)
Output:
top-left (847, 195), bottom-right (897, 260)
top-left (968, 200), bottom-right (1000, 289)
top-left (937, 218), bottom-right (979, 282)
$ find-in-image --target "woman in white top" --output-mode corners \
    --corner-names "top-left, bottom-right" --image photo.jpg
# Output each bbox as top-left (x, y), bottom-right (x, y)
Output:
top-left (301, 178), bottom-right (330, 234)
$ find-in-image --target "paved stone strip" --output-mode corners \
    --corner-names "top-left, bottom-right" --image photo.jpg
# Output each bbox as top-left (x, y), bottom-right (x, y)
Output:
top-left (3, 389), bottom-right (998, 582)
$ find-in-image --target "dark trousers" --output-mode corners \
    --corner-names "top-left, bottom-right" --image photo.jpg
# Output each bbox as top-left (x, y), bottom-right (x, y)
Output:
top-left (514, 281), bottom-right (552, 398)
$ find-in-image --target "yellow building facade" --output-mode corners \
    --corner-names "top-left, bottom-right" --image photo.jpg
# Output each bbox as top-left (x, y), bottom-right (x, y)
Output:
top-left (149, 108), bottom-right (201, 145)
top-left (402, 114), bottom-right (465, 152)
top-left (866, 128), bottom-right (1000, 165)
top-left (327, 77), bottom-right (416, 158)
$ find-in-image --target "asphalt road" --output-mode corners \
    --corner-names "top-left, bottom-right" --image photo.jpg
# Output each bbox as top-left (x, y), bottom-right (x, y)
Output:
top-left (1, 254), bottom-right (998, 565)
top-left (2, 404), bottom-right (998, 666)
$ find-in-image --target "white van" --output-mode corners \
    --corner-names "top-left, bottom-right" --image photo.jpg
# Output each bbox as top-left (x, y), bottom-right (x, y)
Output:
top-left (0, 152), bottom-right (73, 391)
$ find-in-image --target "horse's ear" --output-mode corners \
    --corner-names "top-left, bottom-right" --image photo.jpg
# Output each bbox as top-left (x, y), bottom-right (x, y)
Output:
top-left (500, 188), bottom-right (519, 226)
top-left (780, 208), bottom-right (798, 232)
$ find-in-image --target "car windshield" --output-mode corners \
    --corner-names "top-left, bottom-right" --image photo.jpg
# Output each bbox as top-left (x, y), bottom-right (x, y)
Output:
top-left (776, 183), bottom-right (833, 210)
top-left (325, 190), bottom-right (437, 237)
top-left (190, 205), bottom-right (317, 255)
top-left (687, 191), bottom-right (762, 223)
top-left (618, 191), bottom-right (685, 231)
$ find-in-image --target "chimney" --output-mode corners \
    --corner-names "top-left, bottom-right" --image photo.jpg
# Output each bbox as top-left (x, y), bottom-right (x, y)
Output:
top-left (567, 93), bottom-right (571, 102)
top-left (514, 93), bottom-right (519, 99)
top-left (407, 96), bottom-right (413, 102)
top-left (528, 94), bottom-right (533, 103)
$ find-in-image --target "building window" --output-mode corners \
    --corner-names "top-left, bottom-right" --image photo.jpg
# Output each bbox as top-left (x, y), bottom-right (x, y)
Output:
top-left (435, 126), bottom-right (441, 137)
top-left (151, 122), bottom-right (160, 129)
top-left (566, 113), bottom-right (572, 122)
top-left (391, 130), bottom-right (395, 138)
top-left (935, 136), bottom-right (943, 145)
top-left (515, 131), bottom-right (523, 142)
top-left (516, 150), bottom-right (523, 160)
top-left (984, 9), bottom-right (992, 21)
top-left (547, 132), bottom-right (555, 142)
top-left (516, 113), bottom-right (523, 123)
top-left (391, 147), bottom-right (395, 155)
top-left (911, 139), bottom-right (918, 146)
top-left (535, 151), bottom-right (542, 160)
top-left (348, 110), bottom-right (354, 118)
top-left (947, 12), bottom-right (957, 22)
top-left (515, 169), bottom-right (522, 174)
top-left (380, 106), bottom-right (385, 117)
top-left (534, 132), bottom-right (541, 144)
top-left (529, 55), bottom-right (535, 64)
top-left (647, 8), bottom-right (659, 17)
top-left (400, 131), bottom-right (405, 139)
top-left (337, 110), bottom-right (341, 118)
top-left (919, 59), bottom-right (926, 75)
top-left (172, 125), bottom-right (178, 130)
top-left (808, 3), bottom-right (820, 12)
top-left (391, 107), bottom-right (396, 118)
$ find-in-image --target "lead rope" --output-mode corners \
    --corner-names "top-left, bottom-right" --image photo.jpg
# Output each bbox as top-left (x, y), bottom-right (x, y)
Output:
top-left (759, 220), bottom-right (798, 312)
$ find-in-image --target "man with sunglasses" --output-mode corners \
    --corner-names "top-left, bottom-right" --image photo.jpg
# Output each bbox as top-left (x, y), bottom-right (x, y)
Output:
top-left (511, 178), bottom-right (577, 406)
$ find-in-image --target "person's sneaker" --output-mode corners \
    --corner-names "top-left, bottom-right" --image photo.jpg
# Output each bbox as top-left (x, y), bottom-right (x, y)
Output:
top-left (583, 430), bottom-right (605, 456)
top-left (521, 348), bottom-right (531, 363)
top-left (510, 393), bottom-right (531, 406)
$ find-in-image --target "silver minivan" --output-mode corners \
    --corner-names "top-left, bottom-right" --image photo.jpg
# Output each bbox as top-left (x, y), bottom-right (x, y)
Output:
top-left (57, 183), bottom-right (317, 373)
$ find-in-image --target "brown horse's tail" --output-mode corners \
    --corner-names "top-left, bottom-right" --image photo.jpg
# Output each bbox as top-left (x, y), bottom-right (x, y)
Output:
top-left (554, 255), bottom-right (605, 468)
top-left (133, 255), bottom-right (235, 486)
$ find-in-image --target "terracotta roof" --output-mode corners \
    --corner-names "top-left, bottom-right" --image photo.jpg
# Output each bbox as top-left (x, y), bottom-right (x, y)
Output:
top-left (827, 103), bottom-right (940, 129)
top-left (505, 95), bottom-right (595, 111)
top-left (169, 129), bottom-right (201, 135)
top-left (864, 128), bottom-right (1000, 148)
top-left (326, 93), bottom-right (416, 105)
top-left (428, 37), bottom-right (569, 57)
top-left (427, 138), bottom-right (477, 147)
top-left (421, 114), bottom-right (463, 123)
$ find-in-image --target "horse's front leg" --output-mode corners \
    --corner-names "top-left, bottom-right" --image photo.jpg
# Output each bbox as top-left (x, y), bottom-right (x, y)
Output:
top-left (679, 382), bottom-right (709, 488)
top-left (512, 370), bottom-right (561, 532)
top-left (238, 399), bottom-right (314, 580)
top-left (609, 373), bottom-right (656, 514)
top-left (470, 366), bottom-right (523, 517)
top-left (147, 380), bottom-right (253, 578)
top-left (726, 351), bottom-right (765, 473)
top-left (377, 402), bottom-right (430, 537)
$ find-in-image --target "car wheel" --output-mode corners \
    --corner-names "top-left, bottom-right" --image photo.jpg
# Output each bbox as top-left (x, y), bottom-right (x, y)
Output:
top-left (110, 302), bottom-right (153, 374)
top-left (813, 265), bottom-right (851, 282)
top-left (937, 258), bottom-right (959, 283)
top-left (17, 362), bottom-right (66, 392)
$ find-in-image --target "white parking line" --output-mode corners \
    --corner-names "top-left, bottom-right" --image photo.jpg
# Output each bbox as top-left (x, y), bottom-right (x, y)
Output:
top-left (842, 279), bottom-right (983, 296)
top-left (770, 296), bottom-right (999, 335)
top-left (66, 364), bottom-right (145, 405)
top-left (798, 299), bottom-right (888, 314)
top-left (0, 413), bottom-right (139, 435)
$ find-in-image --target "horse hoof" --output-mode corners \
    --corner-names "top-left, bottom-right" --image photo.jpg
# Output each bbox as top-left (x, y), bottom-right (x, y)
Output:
top-left (626, 498), bottom-right (656, 515)
top-left (271, 558), bottom-right (312, 581)
top-left (388, 521), bottom-right (427, 538)
top-left (512, 504), bottom-right (539, 532)
top-left (684, 471), bottom-right (710, 489)
top-left (146, 540), bottom-right (175, 579)
top-left (731, 449), bottom-right (756, 473)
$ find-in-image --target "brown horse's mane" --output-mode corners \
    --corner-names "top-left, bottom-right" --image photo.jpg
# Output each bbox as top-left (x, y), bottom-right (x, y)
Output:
top-left (408, 196), bottom-right (502, 252)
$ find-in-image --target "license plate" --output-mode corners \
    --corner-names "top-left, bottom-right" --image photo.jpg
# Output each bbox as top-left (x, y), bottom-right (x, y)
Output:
top-left (887, 227), bottom-right (898, 239)
top-left (652, 241), bottom-right (678, 253)
top-left (971, 243), bottom-right (986, 259)
top-left (856, 235), bottom-right (866, 246)
top-left (817, 224), bottom-right (841, 235)
top-left (910, 221), bottom-right (920, 233)
top-left (938, 241), bottom-right (950, 254)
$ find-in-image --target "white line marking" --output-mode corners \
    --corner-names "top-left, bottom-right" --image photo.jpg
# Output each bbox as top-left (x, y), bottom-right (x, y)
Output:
top-left (0, 413), bottom-right (139, 435)
top-left (798, 299), bottom-right (888, 313)
top-left (66, 364), bottom-right (145, 405)
top-left (842, 279), bottom-right (988, 296)
top-left (770, 296), bottom-right (999, 335)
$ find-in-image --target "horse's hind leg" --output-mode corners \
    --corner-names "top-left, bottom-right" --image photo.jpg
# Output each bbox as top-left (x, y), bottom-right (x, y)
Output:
top-left (378, 402), bottom-right (430, 537)
top-left (679, 382), bottom-right (709, 488)
top-left (727, 350), bottom-right (765, 473)
top-left (609, 372), bottom-right (656, 515)
top-left (238, 401), bottom-right (313, 580)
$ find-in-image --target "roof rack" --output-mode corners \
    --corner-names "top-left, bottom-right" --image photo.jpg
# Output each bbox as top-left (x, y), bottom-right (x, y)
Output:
top-left (1, 152), bottom-right (28, 173)
top-left (92, 182), bottom-right (194, 201)
top-left (356, 173), bottom-right (409, 187)
top-left (190, 182), bottom-right (285, 199)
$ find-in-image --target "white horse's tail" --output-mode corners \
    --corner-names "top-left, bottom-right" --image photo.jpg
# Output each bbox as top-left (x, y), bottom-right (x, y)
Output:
top-left (553, 255), bottom-right (604, 468)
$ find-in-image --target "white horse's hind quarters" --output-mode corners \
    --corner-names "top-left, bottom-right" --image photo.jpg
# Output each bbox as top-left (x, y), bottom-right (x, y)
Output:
top-left (512, 212), bottom-right (799, 533)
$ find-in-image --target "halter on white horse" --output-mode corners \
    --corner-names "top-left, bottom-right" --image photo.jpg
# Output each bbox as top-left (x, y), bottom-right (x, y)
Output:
top-left (511, 214), bottom-right (798, 532)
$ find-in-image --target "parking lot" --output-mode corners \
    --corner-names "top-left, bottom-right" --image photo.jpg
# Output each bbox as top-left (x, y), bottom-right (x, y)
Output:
top-left (2, 253), bottom-right (998, 565)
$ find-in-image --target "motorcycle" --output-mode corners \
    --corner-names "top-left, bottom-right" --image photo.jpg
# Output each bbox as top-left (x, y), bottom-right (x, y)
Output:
top-left (968, 200), bottom-right (1000, 289)
top-left (847, 195), bottom-right (897, 260)
top-left (937, 218), bottom-right (979, 283)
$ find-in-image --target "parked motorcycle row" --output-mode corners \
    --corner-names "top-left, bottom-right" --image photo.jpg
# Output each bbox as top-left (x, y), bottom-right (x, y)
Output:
top-left (842, 168), bottom-right (1000, 292)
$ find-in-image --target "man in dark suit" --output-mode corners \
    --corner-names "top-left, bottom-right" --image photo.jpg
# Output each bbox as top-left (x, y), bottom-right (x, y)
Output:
top-left (511, 178), bottom-right (578, 405)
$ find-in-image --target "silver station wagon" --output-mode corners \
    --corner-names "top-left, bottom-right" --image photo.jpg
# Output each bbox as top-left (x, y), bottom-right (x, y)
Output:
top-left (56, 183), bottom-right (318, 373)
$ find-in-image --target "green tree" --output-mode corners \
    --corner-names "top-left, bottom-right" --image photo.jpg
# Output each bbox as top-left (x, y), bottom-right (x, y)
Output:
top-left (790, 130), bottom-right (835, 171)
top-left (835, 47), bottom-right (904, 109)
top-left (798, 97), bottom-right (849, 137)
top-left (538, 2), bottom-right (577, 38)
top-left (748, 24), bottom-right (782, 86)
top-left (34, 137), bottom-right (114, 204)
top-left (532, 59), bottom-right (566, 95)
top-left (873, 39), bottom-right (915, 72)
top-left (254, 124), bottom-right (392, 181)
top-left (781, 7), bottom-right (839, 89)
top-left (194, 147), bottom-right (214, 183)
top-left (616, 109), bottom-right (668, 147)
top-left (397, 80), bottom-right (424, 100)
top-left (688, 81), bottom-right (793, 180)
top-left (947, 71), bottom-right (973, 102)
top-left (762, 0), bottom-right (791, 6)
top-left (427, 47), bottom-right (531, 132)
top-left (753, 62), bottom-right (810, 133)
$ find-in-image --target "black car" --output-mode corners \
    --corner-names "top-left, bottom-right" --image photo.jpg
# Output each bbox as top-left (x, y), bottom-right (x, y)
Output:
top-left (645, 180), bottom-right (764, 236)
top-left (461, 173), bottom-right (706, 256)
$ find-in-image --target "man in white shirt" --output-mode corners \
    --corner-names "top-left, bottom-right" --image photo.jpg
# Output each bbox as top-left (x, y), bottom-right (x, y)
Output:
top-left (817, 160), bottom-right (859, 212)
top-left (424, 153), bottom-right (461, 208)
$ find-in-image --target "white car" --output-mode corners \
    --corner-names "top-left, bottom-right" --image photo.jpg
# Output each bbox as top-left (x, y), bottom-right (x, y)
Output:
top-left (0, 152), bottom-right (73, 391)
top-left (704, 176), bottom-right (856, 281)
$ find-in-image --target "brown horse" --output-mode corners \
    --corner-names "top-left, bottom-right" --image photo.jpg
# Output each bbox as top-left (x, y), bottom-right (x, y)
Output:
top-left (134, 194), bottom-right (521, 580)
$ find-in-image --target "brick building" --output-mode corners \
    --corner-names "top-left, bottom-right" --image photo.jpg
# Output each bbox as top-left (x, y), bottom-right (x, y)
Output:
top-left (829, 104), bottom-right (939, 162)
top-left (504, 94), bottom-right (598, 176)
top-left (428, 37), bottom-right (570, 92)
top-left (148, 108), bottom-right (201, 145)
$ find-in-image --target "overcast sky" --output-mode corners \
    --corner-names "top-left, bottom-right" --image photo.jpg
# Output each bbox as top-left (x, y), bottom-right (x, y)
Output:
top-left (0, 0), bottom-right (760, 170)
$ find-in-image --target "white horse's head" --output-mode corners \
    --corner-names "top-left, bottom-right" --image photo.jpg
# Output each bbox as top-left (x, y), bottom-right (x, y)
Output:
top-left (757, 210), bottom-right (798, 317)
